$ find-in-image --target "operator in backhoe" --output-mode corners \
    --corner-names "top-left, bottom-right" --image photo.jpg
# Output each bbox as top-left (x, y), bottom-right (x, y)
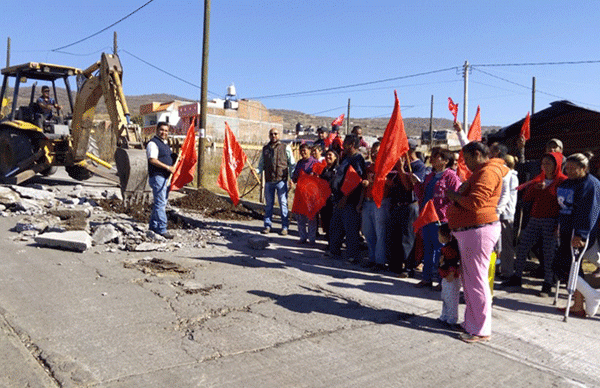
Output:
top-left (147, 122), bottom-right (175, 239)
top-left (36, 85), bottom-right (61, 120)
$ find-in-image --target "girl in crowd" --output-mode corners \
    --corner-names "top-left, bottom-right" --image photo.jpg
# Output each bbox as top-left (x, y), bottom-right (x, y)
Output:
top-left (503, 152), bottom-right (566, 296)
top-left (446, 141), bottom-right (508, 343)
top-left (318, 149), bottom-right (339, 248)
top-left (411, 148), bottom-right (462, 289)
top-left (554, 153), bottom-right (600, 317)
top-left (437, 223), bottom-right (461, 325)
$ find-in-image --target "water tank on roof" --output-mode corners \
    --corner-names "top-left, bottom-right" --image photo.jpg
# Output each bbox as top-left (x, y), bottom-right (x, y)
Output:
top-left (226, 83), bottom-right (237, 101)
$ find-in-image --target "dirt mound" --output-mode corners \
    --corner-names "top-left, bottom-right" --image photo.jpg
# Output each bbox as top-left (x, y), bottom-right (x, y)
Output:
top-left (171, 188), bottom-right (262, 221)
top-left (97, 188), bottom-right (262, 224)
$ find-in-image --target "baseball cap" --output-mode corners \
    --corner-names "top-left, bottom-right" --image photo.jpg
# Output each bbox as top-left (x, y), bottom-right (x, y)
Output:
top-left (547, 138), bottom-right (563, 150)
top-left (408, 138), bottom-right (419, 149)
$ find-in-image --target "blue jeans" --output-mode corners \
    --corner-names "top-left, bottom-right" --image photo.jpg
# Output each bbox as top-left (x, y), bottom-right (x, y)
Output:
top-left (422, 222), bottom-right (442, 282)
top-left (329, 202), bottom-right (361, 259)
top-left (264, 180), bottom-right (289, 229)
top-left (149, 174), bottom-right (169, 234)
top-left (361, 198), bottom-right (390, 264)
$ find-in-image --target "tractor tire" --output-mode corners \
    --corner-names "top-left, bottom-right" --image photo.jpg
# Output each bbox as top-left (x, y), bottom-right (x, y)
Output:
top-left (0, 127), bottom-right (34, 177)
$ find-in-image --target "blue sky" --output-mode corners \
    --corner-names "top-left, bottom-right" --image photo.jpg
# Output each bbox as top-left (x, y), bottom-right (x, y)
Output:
top-left (2, 0), bottom-right (600, 126)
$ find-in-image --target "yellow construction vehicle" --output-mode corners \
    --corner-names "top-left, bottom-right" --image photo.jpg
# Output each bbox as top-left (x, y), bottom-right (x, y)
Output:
top-left (0, 53), bottom-right (149, 200)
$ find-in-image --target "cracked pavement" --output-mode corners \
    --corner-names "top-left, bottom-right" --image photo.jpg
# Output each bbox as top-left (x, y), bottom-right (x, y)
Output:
top-left (1, 171), bottom-right (600, 387)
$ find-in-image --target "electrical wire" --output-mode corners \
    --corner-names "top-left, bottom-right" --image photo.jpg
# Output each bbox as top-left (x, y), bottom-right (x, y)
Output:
top-left (52, 47), bottom-right (113, 57)
top-left (121, 49), bottom-right (220, 97)
top-left (472, 59), bottom-right (600, 67)
top-left (246, 66), bottom-right (459, 100)
top-left (51, 0), bottom-right (156, 52)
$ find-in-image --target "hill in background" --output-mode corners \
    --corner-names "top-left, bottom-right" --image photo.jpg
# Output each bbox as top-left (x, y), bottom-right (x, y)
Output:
top-left (9, 88), bottom-right (500, 137)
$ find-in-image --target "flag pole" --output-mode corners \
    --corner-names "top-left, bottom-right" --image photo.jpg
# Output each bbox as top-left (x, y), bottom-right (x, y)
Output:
top-left (246, 159), bottom-right (261, 184)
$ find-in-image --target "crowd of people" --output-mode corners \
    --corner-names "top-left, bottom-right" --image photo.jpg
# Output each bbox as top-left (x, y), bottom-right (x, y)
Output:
top-left (253, 123), bottom-right (600, 343)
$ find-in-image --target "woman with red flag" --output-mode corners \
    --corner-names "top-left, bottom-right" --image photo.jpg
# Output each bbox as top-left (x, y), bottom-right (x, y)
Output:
top-left (446, 141), bottom-right (508, 343)
top-left (411, 148), bottom-right (461, 289)
top-left (502, 152), bottom-right (566, 296)
top-left (318, 149), bottom-right (340, 249)
top-left (291, 144), bottom-right (318, 244)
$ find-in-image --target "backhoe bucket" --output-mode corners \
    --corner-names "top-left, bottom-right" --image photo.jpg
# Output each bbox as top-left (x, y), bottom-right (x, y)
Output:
top-left (114, 148), bottom-right (151, 206)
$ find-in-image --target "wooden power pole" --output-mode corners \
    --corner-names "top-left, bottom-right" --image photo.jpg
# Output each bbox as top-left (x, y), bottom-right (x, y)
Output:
top-left (197, 0), bottom-right (211, 188)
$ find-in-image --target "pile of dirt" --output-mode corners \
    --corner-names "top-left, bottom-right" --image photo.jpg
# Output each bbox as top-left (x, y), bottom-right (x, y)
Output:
top-left (171, 188), bottom-right (262, 221)
top-left (97, 188), bottom-right (262, 224)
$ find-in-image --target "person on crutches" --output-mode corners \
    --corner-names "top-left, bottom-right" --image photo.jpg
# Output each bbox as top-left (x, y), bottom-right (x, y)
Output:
top-left (553, 153), bottom-right (600, 320)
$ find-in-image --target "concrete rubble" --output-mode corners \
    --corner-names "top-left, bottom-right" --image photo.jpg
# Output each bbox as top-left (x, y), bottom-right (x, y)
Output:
top-left (0, 182), bottom-right (231, 253)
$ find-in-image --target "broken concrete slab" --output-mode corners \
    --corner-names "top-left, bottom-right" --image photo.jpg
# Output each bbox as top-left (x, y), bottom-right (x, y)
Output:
top-left (92, 224), bottom-right (120, 245)
top-left (34, 231), bottom-right (93, 252)
top-left (134, 242), bottom-right (167, 252)
top-left (11, 185), bottom-right (55, 201)
top-left (0, 186), bottom-right (20, 205)
top-left (48, 207), bottom-right (92, 220)
top-left (14, 215), bottom-right (61, 233)
top-left (248, 236), bottom-right (270, 250)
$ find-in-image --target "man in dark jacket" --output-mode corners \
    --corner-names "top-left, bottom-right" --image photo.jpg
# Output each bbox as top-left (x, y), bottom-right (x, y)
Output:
top-left (256, 128), bottom-right (296, 235)
top-left (147, 122), bottom-right (175, 239)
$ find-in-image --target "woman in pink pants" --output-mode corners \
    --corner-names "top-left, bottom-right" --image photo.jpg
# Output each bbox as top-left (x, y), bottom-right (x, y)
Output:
top-left (446, 141), bottom-right (508, 343)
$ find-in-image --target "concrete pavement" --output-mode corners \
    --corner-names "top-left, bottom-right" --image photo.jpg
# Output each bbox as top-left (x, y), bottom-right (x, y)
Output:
top-left (0, 174), bottom-right (599, 387)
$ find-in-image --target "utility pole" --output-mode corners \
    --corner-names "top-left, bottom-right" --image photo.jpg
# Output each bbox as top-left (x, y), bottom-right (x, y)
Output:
top-left (346, 98), bottom-right (351, 134)
top-left (531, 76), bottom-right (536, 114)
top-left (113, 31), bottom-right (118, 55)
top-left (463, 60), bottom-right (469, 130)
top-left (429, 95), bottom-right (434, 150)
top-left (197, 0), bottom-right (211, 188)
top-left (6, 37), bottom-right (10, 67)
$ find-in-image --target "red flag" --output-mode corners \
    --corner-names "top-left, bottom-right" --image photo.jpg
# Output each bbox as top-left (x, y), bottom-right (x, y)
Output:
top-left (340, 165), bottom-right (362, 196)
top-left (456, 105), bottom-right (482, 181)
top-left (448, 97), bottom-right (459, 123)
top-left (311, 159), bottom-right (327, 175)
top-left (520, 112), bottom-right (531, 141)
top-left (413, 200), bottom-right (440, 233)
top-left (324, 132), bottom-right (337, 147)
top-left (291, 171), bottom-right (331, 220)
top-left (217, 122), bottom-right (248, 206)
top-left (372, 90), bottom-right (409, 207)
top-left (331, 114), bottom-right (344, 127)
top-left (170, 121), bottom-right (198, 191)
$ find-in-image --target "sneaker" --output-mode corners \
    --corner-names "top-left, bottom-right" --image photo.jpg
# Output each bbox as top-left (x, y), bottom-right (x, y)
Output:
top-left (538, 282), bottom-right (552, 297)
top-left (432, 283), bottom-right (442, 292)
top-left (297, 239), bottom-right (307, 245)
top-left (279, 228), bottom-right (288, 236)
top-left (501, 275), bottom-right (522, 289)
top-left (397, 271), bottom-right (409, 279)
top-left (459, 332), bottom-right (490, 343)
top-left (161, 231), bottom-right (175, 240)
top-left (261, 226), bottom-right (271, 234)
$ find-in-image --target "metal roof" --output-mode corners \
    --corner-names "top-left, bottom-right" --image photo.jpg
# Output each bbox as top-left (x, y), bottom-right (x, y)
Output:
top-left (1, 62), bottom-right (81, 81)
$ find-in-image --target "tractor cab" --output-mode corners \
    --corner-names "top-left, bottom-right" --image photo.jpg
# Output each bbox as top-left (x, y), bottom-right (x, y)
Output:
top-left (0, 61), bottom-right (81, 137)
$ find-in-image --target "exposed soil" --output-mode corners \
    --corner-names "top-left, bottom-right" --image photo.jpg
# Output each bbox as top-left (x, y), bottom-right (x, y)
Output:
top-left (171, 188), bottom-right (263, 221)
top-left (97, 187), bottom-right (262, 226)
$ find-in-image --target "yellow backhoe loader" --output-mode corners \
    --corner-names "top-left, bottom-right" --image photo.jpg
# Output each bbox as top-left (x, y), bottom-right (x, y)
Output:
top-left (0, 53), bottom-right (149, 202)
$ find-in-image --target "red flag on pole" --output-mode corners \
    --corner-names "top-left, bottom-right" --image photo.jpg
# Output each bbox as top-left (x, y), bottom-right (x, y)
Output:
top-left (291, 171), bottom-right (331, 220)
top-left (448, 97), bottom-right (459, 123)
top-left (372, 90), bottom-right (409, 207)
top-left (340, 165), bottom-right (362, 196)
top-left (413, 200), bottom-right (440, 233)
top-left (520, 111), bottom-right (531, 141)
top-left (170, 121), bottom-right (198, 191)
top-left (331, 114), bottom-right (344, 127)
top-left (456, 105), bottom-right (482, 181)
top-left (311, 159), bottom-right (327, 175)
top-left (217, 122), bottom-right (248, 206)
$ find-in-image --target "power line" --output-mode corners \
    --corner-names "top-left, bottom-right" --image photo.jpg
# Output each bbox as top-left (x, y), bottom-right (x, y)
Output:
top-left (246, 66), bottom-right (459, 100)
top-left (121, 49), bottom-right (220, 97)
top-left (472, 59), bottom-right (600, 67)
top-left (309, 106), bottom-right (347, 115)
top-left (51, 0), bottom-right (156, 52)
top-left (473, 67), bottom-right (600, 108)
top-left (52, 47), bottom-right (113, 57)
